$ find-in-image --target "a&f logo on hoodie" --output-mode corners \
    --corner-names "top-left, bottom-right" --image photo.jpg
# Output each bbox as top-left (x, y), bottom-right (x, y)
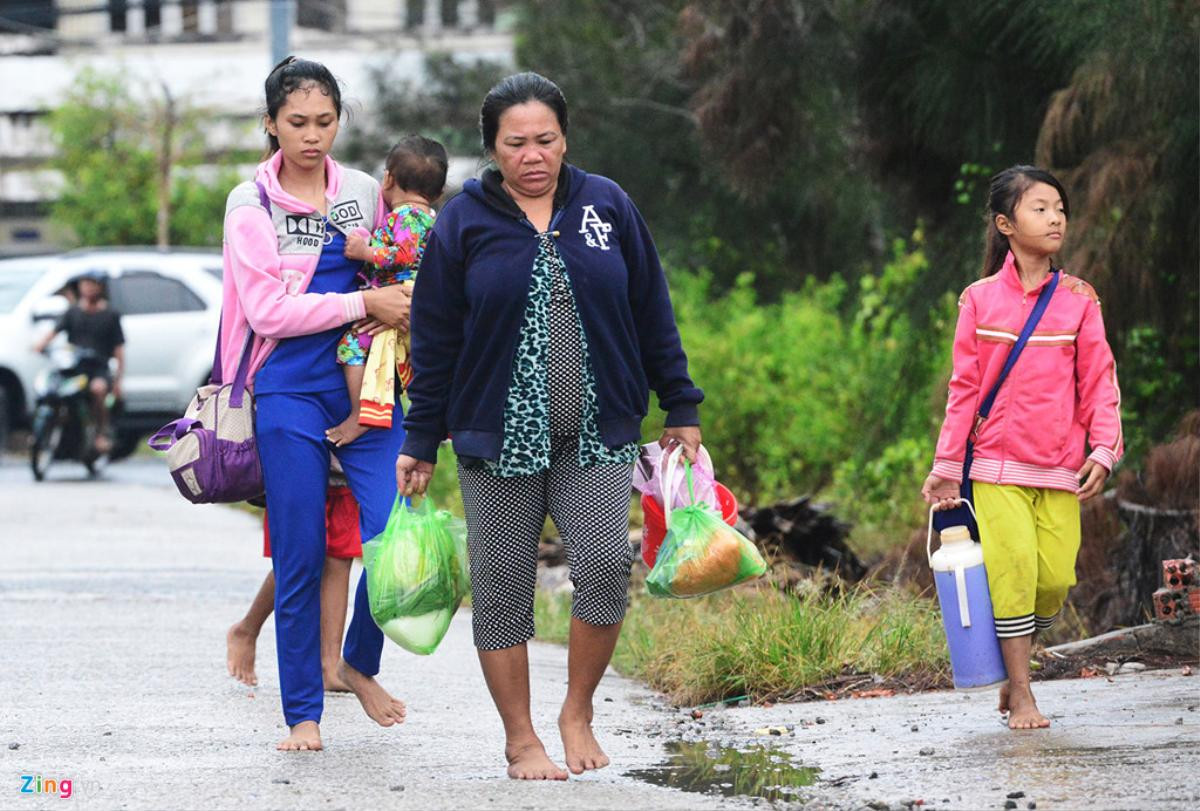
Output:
top-left (578, 205), bottom-right (613, 251)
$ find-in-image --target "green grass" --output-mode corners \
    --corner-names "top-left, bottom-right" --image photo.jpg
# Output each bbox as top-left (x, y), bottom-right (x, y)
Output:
top-left (535, 584), bottom-right (948, 705)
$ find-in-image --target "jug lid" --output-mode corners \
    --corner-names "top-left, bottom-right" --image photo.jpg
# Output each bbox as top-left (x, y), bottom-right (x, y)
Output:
top-left (930, 523), bottom-right (984, 571)
top-left (940, 525), bottom-right (972, 544)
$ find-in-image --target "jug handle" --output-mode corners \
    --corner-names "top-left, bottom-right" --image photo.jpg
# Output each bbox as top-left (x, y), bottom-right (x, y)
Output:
top-left (926, 499), bottom-right (978, 565)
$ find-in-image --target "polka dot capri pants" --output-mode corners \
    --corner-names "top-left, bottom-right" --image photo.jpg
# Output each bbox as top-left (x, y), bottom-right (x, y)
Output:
top-left (458, 436), bottom-right (635, 651)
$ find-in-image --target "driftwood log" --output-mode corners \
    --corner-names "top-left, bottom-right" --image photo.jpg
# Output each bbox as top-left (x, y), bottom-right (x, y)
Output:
top-left (1045, 614), bottom-right (1199, 659)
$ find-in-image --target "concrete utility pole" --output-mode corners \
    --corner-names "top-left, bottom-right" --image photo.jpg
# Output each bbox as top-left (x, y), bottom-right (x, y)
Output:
top-left (156, 80), bottom-right (175, 248)
top-left (270, 0), bottom-right (293, 66)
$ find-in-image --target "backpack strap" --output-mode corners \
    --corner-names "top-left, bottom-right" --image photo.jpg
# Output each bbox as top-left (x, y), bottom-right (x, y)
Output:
top-left (209, 181), bottom-right (270, 388)
top-left (210, 312), bottom-right (223, 386)
top-left (255, 180), bottom-right (272, 214)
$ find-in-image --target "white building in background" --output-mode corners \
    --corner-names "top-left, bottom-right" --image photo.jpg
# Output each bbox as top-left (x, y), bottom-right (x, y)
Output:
top-left (0, 1), bottom-right (515, 254)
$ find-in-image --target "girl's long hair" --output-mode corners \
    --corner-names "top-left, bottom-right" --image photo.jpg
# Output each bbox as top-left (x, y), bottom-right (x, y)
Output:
top-left (981, 165), bottom-right (1070, 277)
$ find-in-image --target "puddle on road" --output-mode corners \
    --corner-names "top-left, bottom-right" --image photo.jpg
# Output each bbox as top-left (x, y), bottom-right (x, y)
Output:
top-left (625, 740), bottom-right (820, 803)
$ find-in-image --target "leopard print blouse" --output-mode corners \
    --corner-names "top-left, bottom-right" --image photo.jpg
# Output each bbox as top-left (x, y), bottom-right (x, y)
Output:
top-left (481, 232), bottom-right (638, 477)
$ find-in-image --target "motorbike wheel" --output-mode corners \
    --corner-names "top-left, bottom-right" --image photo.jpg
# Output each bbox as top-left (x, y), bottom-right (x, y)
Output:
top-left (30, 405), bottom-right (63, 482)
top-left (74, 402), bottom-right (108, 478)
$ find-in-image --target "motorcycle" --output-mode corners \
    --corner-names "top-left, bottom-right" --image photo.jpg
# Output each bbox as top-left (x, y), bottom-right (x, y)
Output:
top-left (30, 346), bottom-right (109, 481)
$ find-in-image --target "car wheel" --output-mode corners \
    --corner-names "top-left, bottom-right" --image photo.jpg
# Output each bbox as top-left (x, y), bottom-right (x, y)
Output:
top-left (110, 429), bottom-right (141, 462)
top-left (0, 385), bottom-right (9, 454)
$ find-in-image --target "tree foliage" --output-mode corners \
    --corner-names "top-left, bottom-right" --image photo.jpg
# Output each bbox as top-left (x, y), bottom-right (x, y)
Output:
top-left (47, 71), bottom-right (159, 246)
top-left (512, 0), bottom-right (1198, 463)
top-left (679, 0), bottom-right (853, 197)
top-left (341, 52), bottom-right (512, 170)
top-left (1035, 0), bottom-right (1199, 448)
top-left (46, 69), bottom-right (232, 248)
top-left (515, 0), bottom-right (885, 298)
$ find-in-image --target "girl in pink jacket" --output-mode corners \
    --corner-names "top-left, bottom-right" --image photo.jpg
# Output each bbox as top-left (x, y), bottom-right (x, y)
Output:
top-left (922, 165), bottom-right (1123, 730)
top-left (222, 56), bottom-right (412, 752)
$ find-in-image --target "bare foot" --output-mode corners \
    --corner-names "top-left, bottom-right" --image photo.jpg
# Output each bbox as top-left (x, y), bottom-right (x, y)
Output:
top-left (506, 739), bottom-right (569, 780)
top-left (559, 709), bottom-right (610, 774)
top-left (998, 682), bottom-right (1010, 714)
top-left (94, 434), bottom-right (113, 454)
top-left (1006, 684), bottom-right (1050, 730)
top-left (336, 659), bottom-right (406, 726)
top-left (323, 664), bottom-right (351, 693)
top-left (325, 418), bottom-right (370, 448)
top-left (277, 720), bottom-right (323, 751)
top-left (226, 622), bottom-right (258, 686)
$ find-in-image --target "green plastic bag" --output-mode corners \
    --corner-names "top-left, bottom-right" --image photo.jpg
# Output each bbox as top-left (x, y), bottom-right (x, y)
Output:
top-left (362, 496), bottom-right (471, 654)
top-left (646, 461), bottom-right (766, 598)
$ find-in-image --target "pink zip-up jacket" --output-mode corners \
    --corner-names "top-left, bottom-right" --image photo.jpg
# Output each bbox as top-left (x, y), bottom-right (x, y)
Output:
top-left (218, 151), bottom-right (387, 386)
top-left (930, 251), bottom-right (1123, 492)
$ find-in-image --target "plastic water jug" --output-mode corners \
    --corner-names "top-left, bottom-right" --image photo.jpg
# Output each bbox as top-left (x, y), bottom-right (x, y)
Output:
top-left (927, 501), bottom-right (1008, 690)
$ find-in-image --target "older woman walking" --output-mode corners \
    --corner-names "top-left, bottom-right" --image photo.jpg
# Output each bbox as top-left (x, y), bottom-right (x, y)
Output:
top-left (395, 72), bottom-right (703, 779)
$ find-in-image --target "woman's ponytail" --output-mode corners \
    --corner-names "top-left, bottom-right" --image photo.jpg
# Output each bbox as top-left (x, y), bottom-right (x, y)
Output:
top-left (981, 217), bottom-right (1011, 278)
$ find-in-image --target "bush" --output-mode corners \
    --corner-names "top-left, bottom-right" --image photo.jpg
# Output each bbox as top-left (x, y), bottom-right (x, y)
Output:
top-left (652, 270), bottom-right (852, 502)
top-left (657, 234), bottom-right (955, 548)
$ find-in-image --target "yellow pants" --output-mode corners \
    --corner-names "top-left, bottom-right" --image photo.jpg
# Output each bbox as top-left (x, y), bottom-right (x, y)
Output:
top-left (974, 482), bottom-right (1081, 638)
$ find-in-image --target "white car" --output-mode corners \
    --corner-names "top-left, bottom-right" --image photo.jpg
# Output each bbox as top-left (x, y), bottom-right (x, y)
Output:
top-left (0, 248), bottom-right (223, 458)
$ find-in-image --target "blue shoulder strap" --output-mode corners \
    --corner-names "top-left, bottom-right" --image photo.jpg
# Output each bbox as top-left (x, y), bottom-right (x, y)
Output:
top-left (934, 268), bottom-right (1061, 538)
top-left (974, 269), bottom-right (1060, 428)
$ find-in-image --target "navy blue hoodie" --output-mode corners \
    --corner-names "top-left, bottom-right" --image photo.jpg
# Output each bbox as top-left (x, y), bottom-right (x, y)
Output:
top-left (400, 164), bottom-right (703, 463)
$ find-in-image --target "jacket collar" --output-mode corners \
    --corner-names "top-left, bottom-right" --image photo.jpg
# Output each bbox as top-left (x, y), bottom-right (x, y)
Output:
top-left (470, 163), bottom-right (582, 220)
top-left (1000, 250), bottom-right (1058, 294)
top-left (254, 150), bottom-right (343, 214)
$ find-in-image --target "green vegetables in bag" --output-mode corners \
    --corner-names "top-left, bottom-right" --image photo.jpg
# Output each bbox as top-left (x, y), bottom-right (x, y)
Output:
top-left (362, 496), bottom-right (471, 655)
top-left (646, 461), bottom-right (767, 598)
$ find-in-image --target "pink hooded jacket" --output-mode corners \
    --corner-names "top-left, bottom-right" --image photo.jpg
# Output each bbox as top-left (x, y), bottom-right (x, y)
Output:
top-left (218, 151), bottom-right (387, 387)
top-left (930, 252), bottom-right (1123, 492)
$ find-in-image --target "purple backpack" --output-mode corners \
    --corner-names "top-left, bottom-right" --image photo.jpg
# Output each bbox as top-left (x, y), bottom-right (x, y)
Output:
top-left (147, 323), bottom-right (264, 504)
top-left (146, 181), bottom-right (269, 504)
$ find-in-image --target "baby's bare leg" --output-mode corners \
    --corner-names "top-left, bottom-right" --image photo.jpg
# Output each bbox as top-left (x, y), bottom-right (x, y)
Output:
top-left (326, 364), bottom-right (370, 447)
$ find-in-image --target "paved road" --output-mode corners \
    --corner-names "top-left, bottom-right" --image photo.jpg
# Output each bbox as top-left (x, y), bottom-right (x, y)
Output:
top-left (0, 461), bottom-right (734, 811)
top-left (679, 670), bottom-right (1200, 809)
top-left (3, 451), bottom-right (1198, 810)
top-left (0, 448), bottom-right (167, 489)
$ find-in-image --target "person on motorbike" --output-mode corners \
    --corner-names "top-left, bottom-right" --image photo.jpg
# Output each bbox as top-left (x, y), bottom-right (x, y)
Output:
top-left (33, 270), bottom-right (125, 454)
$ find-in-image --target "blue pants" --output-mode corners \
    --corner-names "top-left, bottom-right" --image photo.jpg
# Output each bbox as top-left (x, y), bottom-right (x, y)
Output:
top-left (255, 388), bottom-right (404, 726)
